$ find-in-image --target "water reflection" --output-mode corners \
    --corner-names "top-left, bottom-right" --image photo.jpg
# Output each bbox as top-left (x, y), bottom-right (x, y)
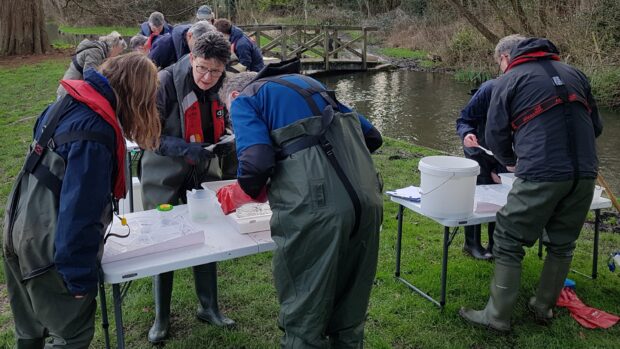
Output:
top-left (318, 69), bottom-right (620, 193)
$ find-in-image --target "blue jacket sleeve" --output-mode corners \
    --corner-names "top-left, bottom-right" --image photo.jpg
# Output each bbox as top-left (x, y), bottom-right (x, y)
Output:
top-left (140, 22), bottom-right (150, 36)
top-left (54, 141), bottom-right (113, 296)
top-left (231, 95), bottom-right (275, 198)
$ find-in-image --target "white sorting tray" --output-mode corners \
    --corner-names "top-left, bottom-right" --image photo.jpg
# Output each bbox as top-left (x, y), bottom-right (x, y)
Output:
top-left (202, 180), bottom-right (272, 234)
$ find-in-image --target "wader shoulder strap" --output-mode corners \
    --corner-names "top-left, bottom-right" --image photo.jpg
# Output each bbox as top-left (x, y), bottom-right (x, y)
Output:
top-left (539, 60), bottom-right (580, 185)
top-left (71, 55), bottom-right (84, 75)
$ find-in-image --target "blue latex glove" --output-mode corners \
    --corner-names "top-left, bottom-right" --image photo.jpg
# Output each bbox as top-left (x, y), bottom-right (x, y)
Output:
top-left (158, 135), bottom-right (214, 163)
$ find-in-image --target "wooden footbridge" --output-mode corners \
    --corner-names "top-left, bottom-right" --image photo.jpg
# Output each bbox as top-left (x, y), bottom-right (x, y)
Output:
top-left (238, 24), bottom-right (387, 73)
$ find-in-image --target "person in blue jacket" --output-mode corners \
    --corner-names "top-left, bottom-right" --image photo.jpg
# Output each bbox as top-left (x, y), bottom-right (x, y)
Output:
top-left (139, 11), bottom-right (173, 50)
top-left (148, 21), bottom-right (215, 69)
top-left (214, 19), bottom-right (264, 72)
top-left (455, 78), bottom-right (506, 260)
top-left (217, 59), bottom-right (383, 347)
top-left (3, 52), bottom-right (161, 348)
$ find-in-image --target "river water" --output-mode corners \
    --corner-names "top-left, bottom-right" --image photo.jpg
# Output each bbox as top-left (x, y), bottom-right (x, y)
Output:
top-left (318, 70), bottom-right (620, 194)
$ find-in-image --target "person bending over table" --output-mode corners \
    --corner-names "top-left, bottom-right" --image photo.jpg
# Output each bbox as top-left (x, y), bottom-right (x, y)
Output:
top-left (216, 59), bottom-right (384, 348)
top-left (3, 52), bottom-right (161, 348)
top-left (459, 36), bottom-right (603, 332)
top-left (456, 74), bottom-right (510, 260)
top-left (140, 31), bottom-right (238, 343)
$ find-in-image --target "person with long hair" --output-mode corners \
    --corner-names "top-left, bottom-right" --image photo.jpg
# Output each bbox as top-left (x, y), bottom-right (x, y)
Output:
top-left (3, 52), bottom-right (161, 348)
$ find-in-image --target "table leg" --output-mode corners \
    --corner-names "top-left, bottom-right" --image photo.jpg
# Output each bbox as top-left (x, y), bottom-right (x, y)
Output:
top-left (98, 269), bottom-right (111, 349)
top-left (593, 209), bottom-right (600, 279)
top-left (440, 226), bottom-right (449, 308)
top-left (395, 205), bottom-right (404, 278)
top-left (112, 284), bottom-right (125, 349)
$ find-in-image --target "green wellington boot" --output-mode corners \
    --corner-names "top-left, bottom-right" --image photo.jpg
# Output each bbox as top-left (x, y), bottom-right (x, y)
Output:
top-left (528, 254), bottom-right (572, 325)
top-left (193, 262), bottom-right (235, 327)
top-left (459, 263), bottom-right (522, 333)
top-left (148, 271), bottom-right (174, 343)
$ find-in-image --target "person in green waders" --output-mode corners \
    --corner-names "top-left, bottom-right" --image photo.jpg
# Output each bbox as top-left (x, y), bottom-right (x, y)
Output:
top-left (3, 52), bottom-right (161, 348)
top-left (140, 31), bottom-right (237, 343)
top-left (216, 59), bottom-right (384, 348)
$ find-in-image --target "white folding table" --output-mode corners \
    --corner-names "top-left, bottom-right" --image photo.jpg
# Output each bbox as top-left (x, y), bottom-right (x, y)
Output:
top-left (389, 184), bottom-right (612, 309)
top-left (99, 204), bottom-right (276, 349)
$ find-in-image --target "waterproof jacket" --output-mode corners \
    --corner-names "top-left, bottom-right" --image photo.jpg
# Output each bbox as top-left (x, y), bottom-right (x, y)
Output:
top-left (229, 26), bottom-right (264, 72)
top-left (148, 24), bottom-right (191, 69)
top-left (56, 40), bottom-right (108, 98)
top-left (3, 69), bottom-right (118, 296)
top-left (456, 79), bottom-right (496, 158)
top-left (140, 55), bottom-right (231, 209)
top-left (486, 38), bottom-right (603, 181)
top-left (140, 21), bottom-right (173, 37)
top-left (232, 72), bottom-right (382, 198)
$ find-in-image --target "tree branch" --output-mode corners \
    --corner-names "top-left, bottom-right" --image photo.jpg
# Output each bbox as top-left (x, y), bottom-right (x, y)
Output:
top-left (446, 0), bottom-right (499, 43)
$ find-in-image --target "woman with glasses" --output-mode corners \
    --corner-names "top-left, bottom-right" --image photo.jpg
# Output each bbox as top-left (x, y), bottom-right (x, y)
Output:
top-left (140, 31), bottom-right (237, 343)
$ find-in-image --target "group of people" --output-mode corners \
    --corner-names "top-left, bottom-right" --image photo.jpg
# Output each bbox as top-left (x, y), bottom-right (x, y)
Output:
top-left (1, 5), bottom-right (603, 347)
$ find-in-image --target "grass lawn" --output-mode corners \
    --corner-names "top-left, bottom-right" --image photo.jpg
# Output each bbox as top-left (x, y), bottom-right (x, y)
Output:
top-left (59, 26), bottom-right (139, 37)
top-left (0, 58), bottom-right (619, 348)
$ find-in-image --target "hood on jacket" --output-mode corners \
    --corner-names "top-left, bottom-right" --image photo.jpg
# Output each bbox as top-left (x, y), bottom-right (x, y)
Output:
top-left (509, 38), bottom-right (560, 61)
top-left (82, 68), bottom-right (117, 109)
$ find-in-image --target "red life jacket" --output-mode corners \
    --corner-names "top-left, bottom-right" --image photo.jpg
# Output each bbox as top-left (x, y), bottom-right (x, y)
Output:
top-left (182, 92), bottom-right (226, 144)
top-left (60, 79), bottom-right (127, 200)
top-left (505, 51), bottom-right (591, 131)
top-left (144, 33), bottom-right (156, 52)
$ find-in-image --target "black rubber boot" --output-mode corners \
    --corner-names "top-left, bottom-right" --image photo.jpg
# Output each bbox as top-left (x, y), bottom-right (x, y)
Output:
top-left (487, 222), bottom-right (495, 256)
top-left (528, 254), bottom-right (572, 325)
top-left (148, 271), bottom-right (174, 343)
top-left (463, 225), bottom-right (493, 260)
top-left (459, 263), bottom-right (521, 333)
top-left (193, 262), bottom-right (235, 327)
top-left (16, 338), bottom-right (45, 349)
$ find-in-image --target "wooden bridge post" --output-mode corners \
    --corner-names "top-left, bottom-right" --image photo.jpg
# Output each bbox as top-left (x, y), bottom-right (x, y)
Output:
top-left (323, 26), bottom-right (330, 71)
top-left (280, 26), bottom-right (287, 60)
top-left (362, 27), bottom-right (368, 70)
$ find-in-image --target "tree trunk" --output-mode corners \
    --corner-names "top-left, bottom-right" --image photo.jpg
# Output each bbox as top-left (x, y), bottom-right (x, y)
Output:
top-left (446, 0), bottom-right (499, 44)
top-left (509, 0), bottom-right (534, 35)
top-left (0, 0), bottom-right (49, 56)
top-left (488, 0), bottom-right (518, 35)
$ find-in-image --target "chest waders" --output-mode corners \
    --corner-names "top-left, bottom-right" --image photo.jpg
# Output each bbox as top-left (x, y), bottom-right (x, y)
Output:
top-left (256, 75), bottom-right (383, 348)
top-left (460, 60), bottom-right (597, 332)
top-left (3, 96), bottom-right (114, 347)
top-left (139, 59), bottom-right (235, 343)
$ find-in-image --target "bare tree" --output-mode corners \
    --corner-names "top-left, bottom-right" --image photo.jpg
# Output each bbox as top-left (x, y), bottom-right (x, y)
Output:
top-left (488, 0), bottom-right (518, 35)
top-left (1, 0), bottom-right (49, 56)
top-left (446, 0), bottom-right (499, 43)
top-left (509, 0), bottom-right (534, 34)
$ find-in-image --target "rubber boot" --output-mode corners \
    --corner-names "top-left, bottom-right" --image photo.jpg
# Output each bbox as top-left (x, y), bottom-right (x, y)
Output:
top-left (528, 254), bottom-right (573, 325)
top-left (486, 222), bottom-right (495, 256)
top-left (463, 225), bottom-right (493, 260)
top-left (16, 338), bottom-right (45, 349)
top-left (459, 263), bottom-right (521, 333)
top-left (148, 271), bottom-right (174, 343)
top-left (193, 262), bottom-right (235, 327)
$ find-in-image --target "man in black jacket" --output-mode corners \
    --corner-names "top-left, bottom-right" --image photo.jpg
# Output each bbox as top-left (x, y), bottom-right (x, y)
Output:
top-left (460, 37), bottom-right (603, 332)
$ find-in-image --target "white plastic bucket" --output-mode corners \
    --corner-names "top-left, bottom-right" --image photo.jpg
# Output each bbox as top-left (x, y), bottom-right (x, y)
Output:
top-left (418, 156), bottom-right (480, 218)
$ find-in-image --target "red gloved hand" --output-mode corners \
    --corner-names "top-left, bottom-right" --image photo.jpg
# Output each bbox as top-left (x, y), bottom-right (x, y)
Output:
top-left (556, 287), bottom-right (620, 329)
top-left (216, 182), bottom-right (267, 215)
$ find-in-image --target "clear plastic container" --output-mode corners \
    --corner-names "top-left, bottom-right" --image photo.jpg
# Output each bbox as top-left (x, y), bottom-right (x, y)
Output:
top-left (187, 189), bottom-right (210, 223)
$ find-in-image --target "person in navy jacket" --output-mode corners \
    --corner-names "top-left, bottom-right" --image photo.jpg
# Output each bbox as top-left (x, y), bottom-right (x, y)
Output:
top-left (214, 19), bottom-right (264, 72)
top-left (148, 21), bottom-right (215, 69)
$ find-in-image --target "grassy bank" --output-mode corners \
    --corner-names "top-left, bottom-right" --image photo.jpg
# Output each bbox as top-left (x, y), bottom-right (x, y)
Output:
top-left (1, 58), bottom-right (620, 348)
